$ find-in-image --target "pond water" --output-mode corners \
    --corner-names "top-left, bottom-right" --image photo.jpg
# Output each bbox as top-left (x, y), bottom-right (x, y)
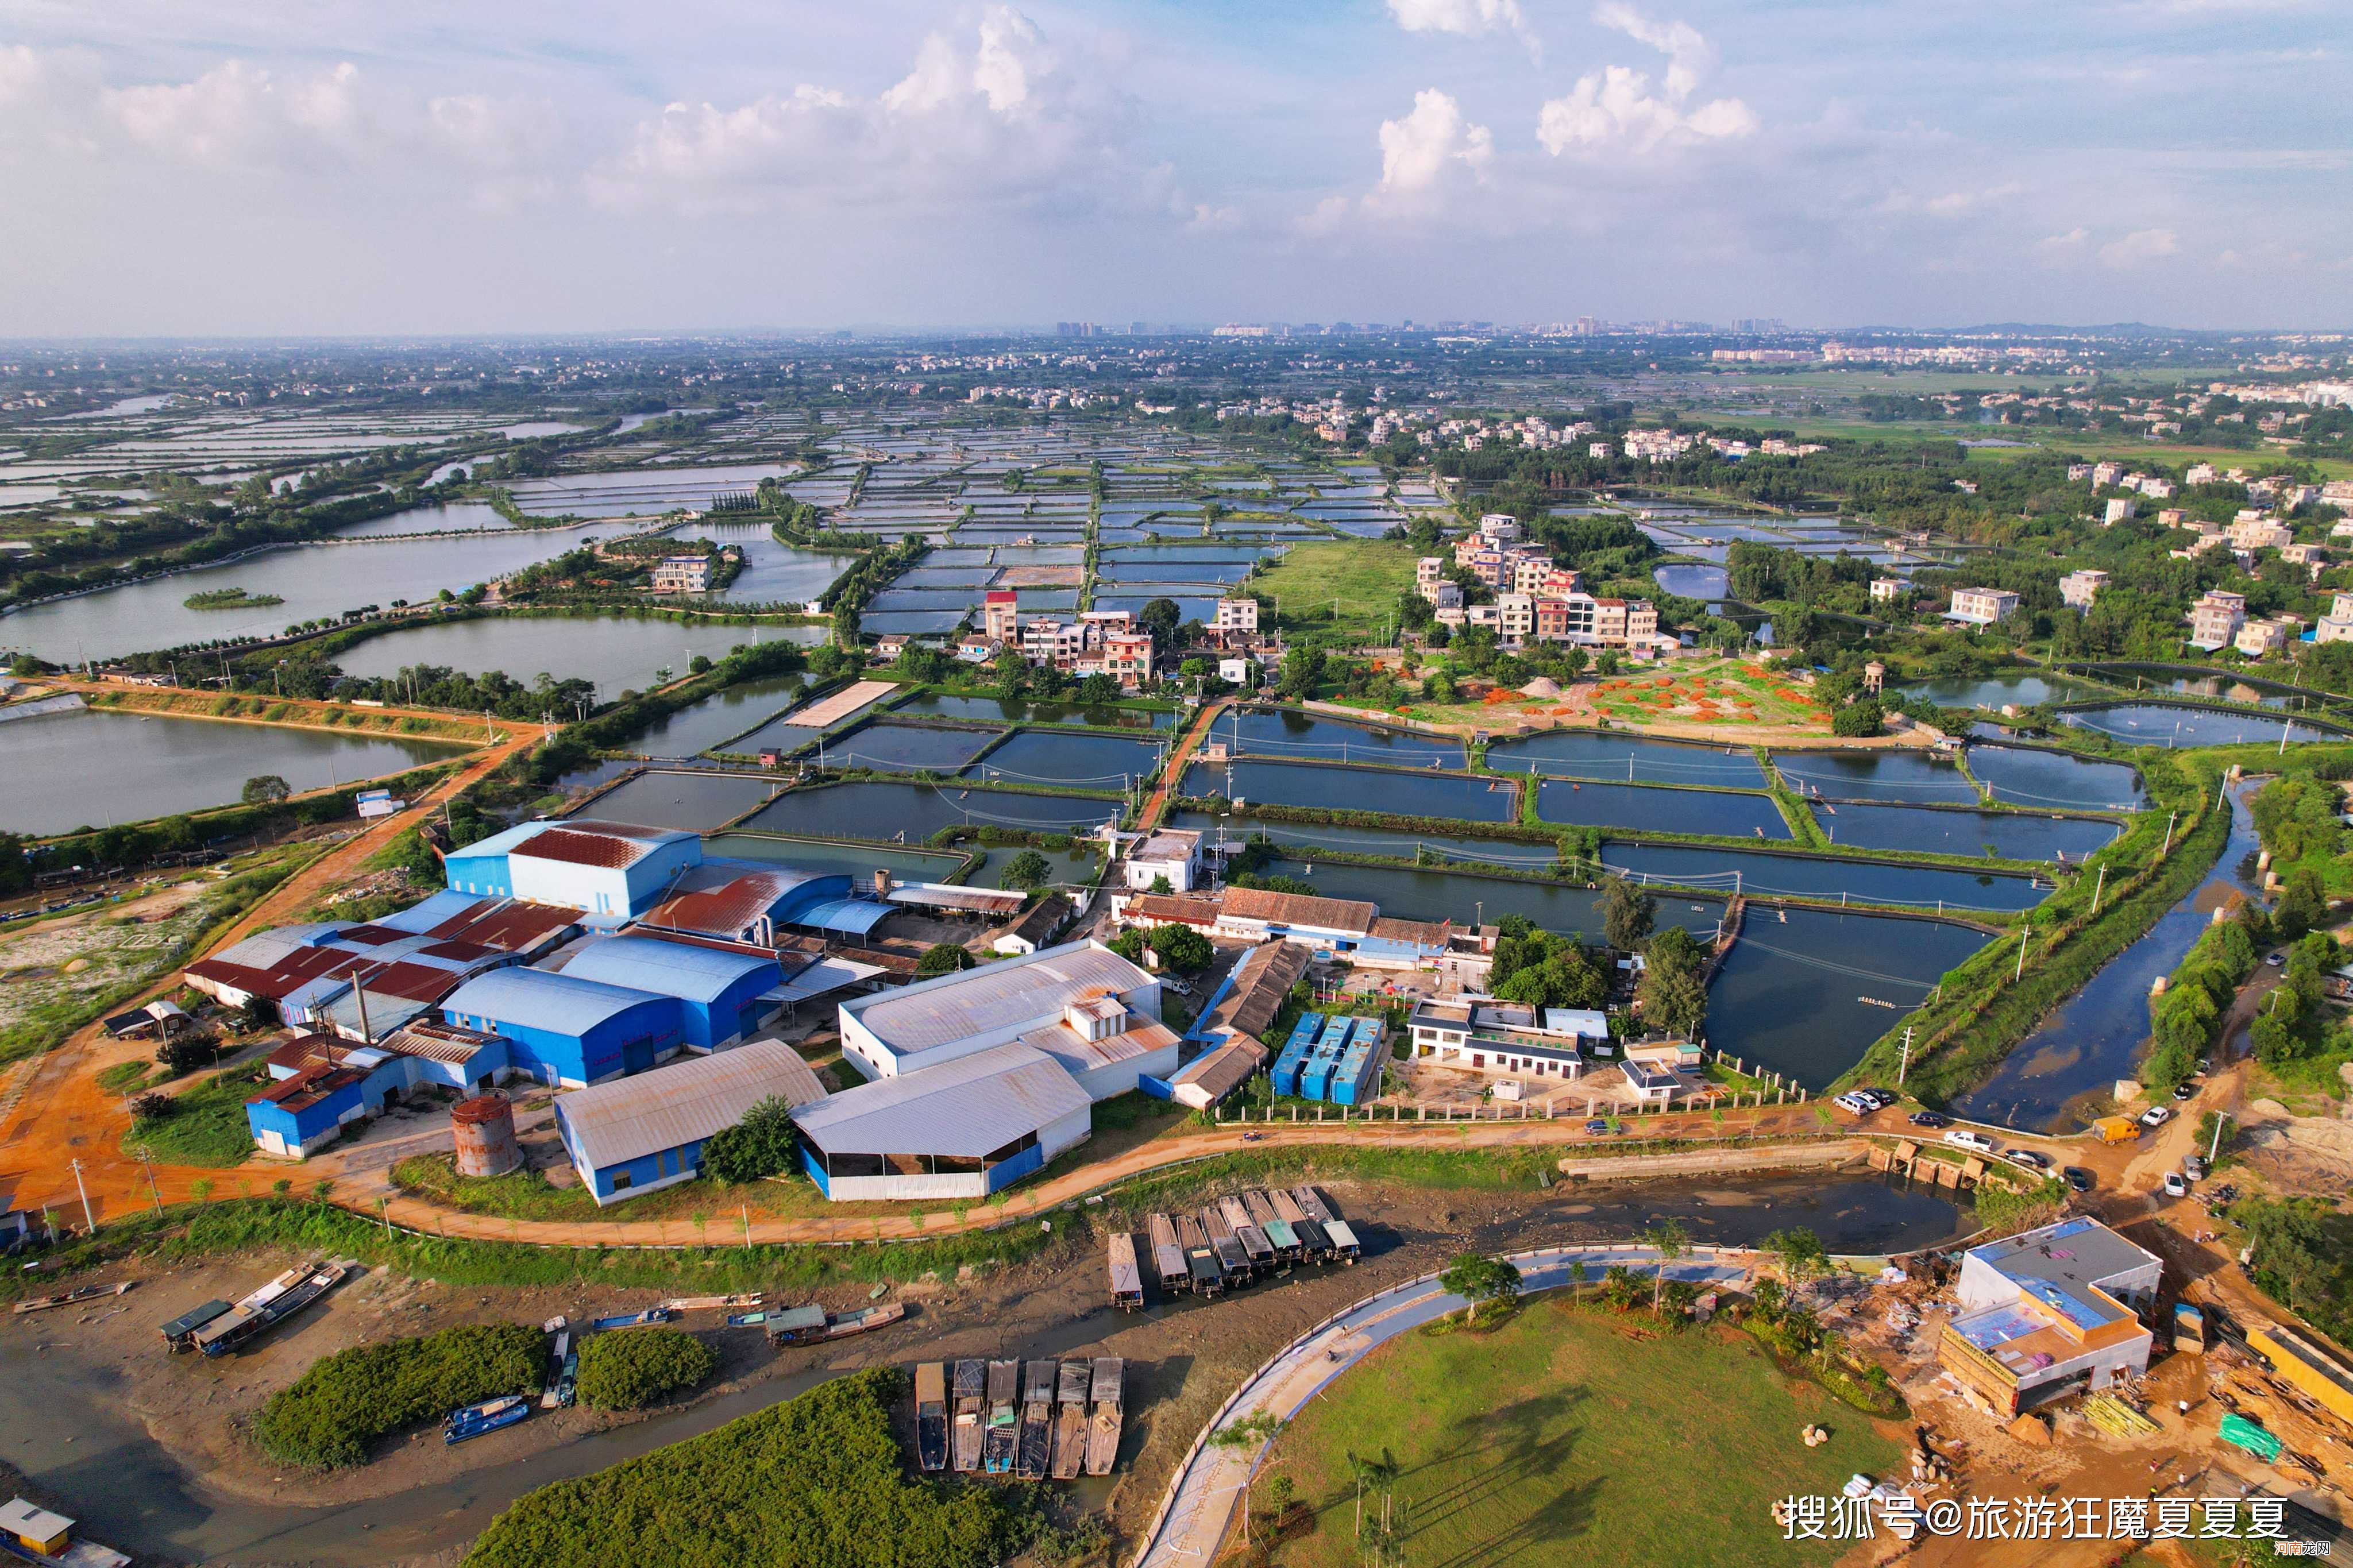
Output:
top-left (823, 720), bottom-right (998, 774)
top-left (2082, 665), bottom-right (2318, 709)
top-left (1095, 561), bottom-right (1255, 584)
top-left (2062, 704), bottom-right (2332, 747)
top-left (705, 832), bottom-right (969, 882)
top-left (0, 528), bottom-right (598, 660)
top-left (887, 693), bottom-right (1174, 729)
top-left (1091, 593), bottom-right (1222, 624)
top-left (574, 770), bottom-right (782, 832)
top-left (1604, 842), bottom-right (2048, 914)
top-left (694, 524), bottom-right (848, 605)
top-left (1772, 748), bottom-right (1980, 805)
top-left (335, 502), bottom-right (512, 536)
top-left (861, 609), bottom-right (968, 637)
top-left (1488, 731), bottom-right (1766, 789)
top-left (970, 729), bottom-right (1166, 788)
top-left (1183, 759), bottom-right (1518, 822)
top-left (1249, 855), bottom-right (1719, 941)
top-left (1966, 743), bottom-right (2146, 812)
top-left (335, 616), bottom-right (817, 698)
top-left (1707, 907), bottom-right (1995, 1091)
top-left (621, 675), bottom-right (804, 758)
top-left (1651, 564), bottom-right (1729, 603)
top-left (1534, 779), bottom-right (1790, 839)
top-left (503, 464), bottom-right (796, 518)
top-left (1, 707), bottom-right (466, 835)
top-left (1951, 781), bottom-right (2265, 1132)
top-left (739, 781), bottom-right (1122, 842)
top-left (1899, 673), bottom-right (2090, 709)
top-left (1814, 802), bottom-right (2120, 862)
top-left (1214, 709), bottom-right (1465, 767)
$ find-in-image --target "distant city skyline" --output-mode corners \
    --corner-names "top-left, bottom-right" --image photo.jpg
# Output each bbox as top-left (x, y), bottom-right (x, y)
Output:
top-left (1, 0), bottom-right (2347, 337)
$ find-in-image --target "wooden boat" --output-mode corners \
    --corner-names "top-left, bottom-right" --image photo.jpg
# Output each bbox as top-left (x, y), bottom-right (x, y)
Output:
top-left (13, 1281), bottom-right (132, 1315)
top-left (914, 1362), bottom-right (949, 1472)
top-left (196, 1261), bottom-right (348, 1357)
top-left (725, 1309), bottom-right (767, 1328)
top-left (823, 1301), bottom-right (905, 1339)
top-left (1106, 1231), bottom-right (1144, 1311)
top-left (589, 1306), bottom-right (675, 1331)
top-left (661, 1292), bottom-right (762, 1312)
top-left (538, 1318), bottom-right (570, 1409)
top-left (445, 1395), bottom-right (531, 1445)
top-left (1086, 1357), bottom-right (1123, 1476)
top-left (1016, 1361), bottom-right (1054, 1481)
top-left (951, 1359), bottom-right (987, 1473)
top-left (765, 1300), bottom-right (905, 1346)
top-left (1145, 1213), bottom-right (1189, 1295)
top-left (1050, 1361), bottom-right (1090, 1480)
top-left (160, 1297), bottom-right (233, 1352)
top-left (982, 1361), bottom-right (1019, 1474)
top-left (550, 1350), bottom-right (578, 1408)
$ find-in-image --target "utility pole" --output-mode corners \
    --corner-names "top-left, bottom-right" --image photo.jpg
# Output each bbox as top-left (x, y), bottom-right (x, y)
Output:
top-left (137, 1146), bottom-right (161, 1213)
top-left (1899, 1026), bottom-right (1914, 1086)
top-left (2090, 864), bottom-right (2106, 916)
top-left (70, 1158), bottom-right (95, 1234)
top-left (2015, 924), bottom-right (2030, 982)
top-left (2162, 812), bottom-right (2178, 855)
top-left (2209, 1110), bottom-right (2231, 1164)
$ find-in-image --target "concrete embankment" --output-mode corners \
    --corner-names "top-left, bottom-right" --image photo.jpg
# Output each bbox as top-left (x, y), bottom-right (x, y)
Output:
top-left (1554, 1137), bottom-right (1866, 1182)
top-left (0, 693), bottom-right (86, 723)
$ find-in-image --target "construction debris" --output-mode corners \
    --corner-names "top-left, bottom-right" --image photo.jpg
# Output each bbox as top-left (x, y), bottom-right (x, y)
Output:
top-left (2084, 1393), bottom-right (2163, 1438)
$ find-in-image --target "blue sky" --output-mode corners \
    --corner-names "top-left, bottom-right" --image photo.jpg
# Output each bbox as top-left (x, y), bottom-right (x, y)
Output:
top-left (0, 0), bottom-right (2345, 334)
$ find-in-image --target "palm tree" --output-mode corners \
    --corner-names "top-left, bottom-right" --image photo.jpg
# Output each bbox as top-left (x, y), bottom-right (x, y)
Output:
top-left (1364, 1447), bottom-right (1401, 1532)
top-left (1644, 1217), bottom-right (1689, 1316)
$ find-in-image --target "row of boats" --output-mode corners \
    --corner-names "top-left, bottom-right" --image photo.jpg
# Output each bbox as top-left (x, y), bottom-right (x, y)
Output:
top-left (1112, 1185), bottom-right (1359, 1306)
top-left (917, 1357), bottom-right (1122, 1480)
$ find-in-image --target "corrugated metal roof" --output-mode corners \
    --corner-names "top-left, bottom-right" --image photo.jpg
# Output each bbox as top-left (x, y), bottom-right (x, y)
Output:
top-left (375, 890), bottom-right (485, 936)
top-left (381, 1019), bottom-right (503, 1065)
top-left (1208, 940), bottom-right (1309, 1039)
top-left (556, 1040), bottom-right (826, 1171)
top-left (1021, 1017), bottom-right (1179, 1076)
top-left (561, 934), bottom-right (777, 1006)
top-left (790, 898), bottom-right (896, 937)
top-left (887, 884), bottom-right (1026, 914)
top-left (792, 1042), bottom-right (1089, 1158)
top-left (444, 901), bottom-right (578, 953)
top-left (843, 941), bottom-right (1153, 1055)
top-left (1171, 1034), bottom-right (1267, 1097)
top-left (1121, 893), bottom-right (1222, 927)
top-left (765, 956), bottom-right (888, 1003)
top-left (514, 827), bottom-right (653, 870)
top-left (643, 867), bottom-right (826, 939)
top-left (441, 966), bottom-right (672, 1037)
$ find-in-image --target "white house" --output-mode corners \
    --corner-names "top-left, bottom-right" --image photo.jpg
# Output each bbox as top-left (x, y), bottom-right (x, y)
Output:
top-left (1123, 828), bottom-right (1205, 893)
top-left (1946, 588), bottom-right (2021, 626)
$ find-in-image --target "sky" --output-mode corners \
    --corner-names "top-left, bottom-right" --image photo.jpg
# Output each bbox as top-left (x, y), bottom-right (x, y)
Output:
top-left (0, 0), bottom-right (2347, 336)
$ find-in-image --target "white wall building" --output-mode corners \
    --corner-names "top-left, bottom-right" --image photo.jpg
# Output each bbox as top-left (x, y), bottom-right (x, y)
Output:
top-left (1946, 588), bottom-right (2021, 625)
top-left (834, 941), bottom-right (1167, 1094)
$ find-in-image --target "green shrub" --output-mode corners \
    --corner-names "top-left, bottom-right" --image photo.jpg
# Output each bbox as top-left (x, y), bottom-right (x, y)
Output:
top-left (465, 1369), bottom-right (1023, 1568)
top-left (574, 1327), bottom-right (718, 1411)
top-left (253, 1322), bottom-right (546, 1467)
top-left (699, 1095), bottom-right (802, 1184)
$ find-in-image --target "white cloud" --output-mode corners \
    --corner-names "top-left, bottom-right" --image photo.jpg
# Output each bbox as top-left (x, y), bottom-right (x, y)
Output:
top-left (2034, 226), bottom-right (2091, 264)
top-left (1920, 181), bottom-right (2025, 217)
top-left (2099, 226), bottom-right (2179, 267)
top-left (1377, 89), bottom-right (1494, 196)
top-left (104, 59), bottom-right (372, 168)
top-left (1387, 0), bottom-right (1540, 56)
top-left (1537, 7), bottom-right (1756, 157)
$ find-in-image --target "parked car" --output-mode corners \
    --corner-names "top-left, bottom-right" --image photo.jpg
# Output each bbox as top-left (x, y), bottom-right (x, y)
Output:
top-left (2162, 1171), bottom-right (2190, 1198)
top-left (2004, 1149), bottom-right (2053, 1172)
top-left (2173, 1082), bottom-right (2197, 1100)
top-left (1585, 1118), bottom-right (1613, 1136)
top-left (2140, 1106), bottom-right (2174, 1129)
top-left (1943, 1129), bottom-right (1995, 1154)
top-left (2266, 953), bottom-right (2286, 967)
top-left (2183, 1154), bottom-right (2207, 1181)
top-left (1908, 1110), bottom-right (1950, 1128)
top-left (2062, 1167), bottom-right (2094, 1193)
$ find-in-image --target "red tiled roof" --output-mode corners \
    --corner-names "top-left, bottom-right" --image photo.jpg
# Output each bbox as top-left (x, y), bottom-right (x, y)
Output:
top-left (514, 827), bottom-right (646, 870)
top-left (1371, 915), bottom-right (1451, 948)
top-left (352, 961), bottom-right (465, 1004)
top-left (253, 1064), bottom-right (364, 1113)
top-left (1218, 885), bottom-right (1375, 934)
top-left (265, 1033), bottom-right (344, 1073)
top-left (1123, 893), bottom-right (1224, 928)
top-left (186, 945), bottom-right (363, 999)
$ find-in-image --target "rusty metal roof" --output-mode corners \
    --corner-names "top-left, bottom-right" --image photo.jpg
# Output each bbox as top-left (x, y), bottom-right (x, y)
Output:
top-left (1370, 914), bottom-right (1451, 948)
top-left (840, 941), bottom-right (1153, 1056)
top-left (442, 901), bottom-right (578, 954)
top-left (1218, 886), bottom-right (1375, 935)
top-left (1121, 892), bottom-right (1222, 927)
top-left (1170, 1034), bottom-right (1267, 1098)
top-left (1207, 940), bottom-right (1309, 1039)
top-left (513, 827), bottom-right (652, 870)
top-left (643, 867), bottom-right (822, 939)
top-left (791, 1042), bottom-right (1088, 1158)
top-left (553, 1039), bottom-right (826, 1173)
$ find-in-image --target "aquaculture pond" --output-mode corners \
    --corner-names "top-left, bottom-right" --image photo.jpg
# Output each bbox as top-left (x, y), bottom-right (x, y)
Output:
top-left (1602, 842), bottom-right (2049, 914)
top-left (0, 706), bottom-right (467, 836)
top-left (622, 675), bottom-right (803, 759)
top-left (1898, 672), bottom-right (2097, 709)
top-left (704, 832), bottom-right (968, 883)
top-left (1183, 759), bottom-right (1519, 822)
top-left (333, 615), bottom-right (816, 697)
top-left (1251, 857), bottom-right (1721, 941)
top-left (1167, 810), bottom-right (1560, 870)
top-left (821, 720), bottom-right (998, 774)
top-left (1771, 748), bottom-right (1980, 805)
top-left (1814, 802), bottom-right (2119, 862)
top-left (1486, 731), bottom-right (1767, 789)
top-left (887, 692), bottom-right (1174, 729)
top-left (1216, 709), bottom-right (1465, 767)
top-left (694, 523), bottom-right (850, 605)
top-left (739, 781), bottom-right (1122, 842)
top-left (1533, 779), bottom-right (1790, 840)
top-left (1965, 743), bottom-right (2145, 812)
top-left (0, 527), bottom-right (600, 660)
top-left (574, 770), bottom-right (781, 832)
top-left (1706, 907), bottom-right (1995, 1091)
top-left (2061, 704), bottom-right (2335, 748)
top-left (968, 729), bottom-right (1166, 787)
top-left (335, 501), bottom-right (512, 535)
top-left (1951, 781), bottom-right (2264, 1132)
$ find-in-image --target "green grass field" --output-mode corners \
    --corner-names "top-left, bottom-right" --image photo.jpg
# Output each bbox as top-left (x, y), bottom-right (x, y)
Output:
top-left (1259, 1299), bottom-right (1899, 1568)
top-left (125, 1064), bottom-right (270, 1167)
top-left (1250, 540), bottom-right (1419, 640)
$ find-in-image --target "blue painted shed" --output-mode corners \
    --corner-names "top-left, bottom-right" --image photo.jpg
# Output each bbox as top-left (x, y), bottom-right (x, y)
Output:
top-left (559, 935), bottom-right (781, 1052)
top-left (1270, 1012), bottom-right (1322, 1098)
top-left (441, 967), bottom-right (684, 1087)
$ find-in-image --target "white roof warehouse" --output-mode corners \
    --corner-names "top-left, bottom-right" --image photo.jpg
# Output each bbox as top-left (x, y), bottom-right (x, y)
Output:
top-left (790, 1041), bottom-right (1092, 1203)
top-left (554, 1039), bottom-right (825, 1206)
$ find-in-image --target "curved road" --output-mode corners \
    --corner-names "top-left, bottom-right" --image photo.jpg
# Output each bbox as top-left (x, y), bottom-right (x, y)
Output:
top-left (1135, 1242), bottom-right (1755, 1568)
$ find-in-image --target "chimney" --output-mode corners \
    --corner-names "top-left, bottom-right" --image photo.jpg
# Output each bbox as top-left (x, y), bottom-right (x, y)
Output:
top-left (873, 868), bottom-right (892, 898)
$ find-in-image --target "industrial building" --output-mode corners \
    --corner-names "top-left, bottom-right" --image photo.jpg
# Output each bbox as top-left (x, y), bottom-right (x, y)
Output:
top-left (835, 941), bottom-right (1170, 1093)
top-left (1141, 939), bottom-right (1307, 1110)
top-left (790, 1041), bottom-right (1092, 1202)
top-left (557, 934), bottom-right (780, 1053)
top-left (244, 1020), bottom-right (512, 1159)
top-left (555, 1039), bottom-right (827, 1204)
top-left (1406, 999), bottom-right (1606, 1081)
top-left (1109, 885), bottom-right (1452, 968)
top-left (1937, 1217), bottom-right (2161, 1415)
top-left (441, 818), bottom-right (703, 924)
top-left (441, 966), bottom-right (687, 1087)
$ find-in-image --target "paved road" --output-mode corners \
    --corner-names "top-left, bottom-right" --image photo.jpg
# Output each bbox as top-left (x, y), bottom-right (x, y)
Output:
top-left (1135, 1243), bottom-right (1756, 1568)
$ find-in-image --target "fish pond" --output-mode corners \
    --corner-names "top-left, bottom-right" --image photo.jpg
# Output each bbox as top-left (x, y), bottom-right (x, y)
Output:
top-left (620, 675), bottom-right (804, 758)
top-left (1814, 802), bottom-right (2119, 862)
top-left (704, 832), bottom-right (969, 883)
top-left (2061, 704), bottom-right (2336, 748)
top-left (1772, 748), bottom-right (1980, 806)
top-left (739, 781), bottom-right (1122, 842)
top-left (886, 692), bottom-right (1174, 730)
top-left (334, 615), bottom-right (816, 697)
top-left (968, 729), bottom-right (1166, 788)
top-left (822, 720), bottom-right (999, 775)
top-left (1216, 710), bottom-right (1465, 768)
top-left (1534, 779), bottom-right (1791, 840)
top-left (574, 770), bottom-right (782, 832)
top-left (1183, 759), bottom-right (1519, 822)
top-left (1965, 743), bottom-right (2145, 812)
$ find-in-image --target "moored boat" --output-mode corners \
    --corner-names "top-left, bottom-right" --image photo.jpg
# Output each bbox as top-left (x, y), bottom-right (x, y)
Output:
top-left (445, 1395), bottom-right (531, 1445)
top-left (13, 1282), bottom-right (133, 1315)
top-left (914, 1362), bottom-right (948, 1472)
top-left (588, 1306), bottom-right (675, 1331)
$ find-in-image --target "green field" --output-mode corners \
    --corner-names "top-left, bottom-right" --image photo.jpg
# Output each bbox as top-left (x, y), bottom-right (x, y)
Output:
top-left (1249, 540), bottom-right (1419, 640)
top-left (1259, 1299), bottom-right (1899, 1568)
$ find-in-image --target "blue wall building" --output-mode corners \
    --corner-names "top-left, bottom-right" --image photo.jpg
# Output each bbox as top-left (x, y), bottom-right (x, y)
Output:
top-left (560, 935), bottom-right (780, 1053)
top-left (441, 967), bottom-right (685, 1087)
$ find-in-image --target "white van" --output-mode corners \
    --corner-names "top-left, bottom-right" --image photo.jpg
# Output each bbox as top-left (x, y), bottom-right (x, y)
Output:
top-left (1942, 1129), bottom-right (1995, 1154)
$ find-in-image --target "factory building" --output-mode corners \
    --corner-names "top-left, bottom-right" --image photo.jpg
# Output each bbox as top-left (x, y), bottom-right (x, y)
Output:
top-left (790, 1041), bottom-right (1092, 1202)
top-left (637, 863), bottom-right (895, 946)
top-left (441, 818), bottom-right (702, 925)
top-left (244, 1021), bottom-right (512, 1159)
top-left (557, 934), bottom-right (780, 1053)
top-left (554, 1039), bottom-right (827, 1205)
top-left (835, 940), bottom-right (1168, 1092)
top-left (440, 967), bottom-right (686, 1087)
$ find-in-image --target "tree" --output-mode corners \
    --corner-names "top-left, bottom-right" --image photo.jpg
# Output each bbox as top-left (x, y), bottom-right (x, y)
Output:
top-left (1643, 1217), bottom-right (1689, 1315)
top-left (1077, 672), bottom-right (1123, 706)
top-left (1438, 1252), bottom-right (1522, 1322)
top-left (1638, 929), bottom-right (1710, 1036)
top-left (1148, 873), bottom-right (1174, 895)
top-left (1139, 597), bottom-right (1182, 648)
top-left (699, 1095), bottom-right (802, 1183)
top-left (1761, 1226), bottom-right (1828, 1284)
top-left (999, 849), bottom-right (1053, 891)
top-left (917, 943), bottom-right (977, 977)
top-left (1144, 923), bottom-right (1213, 974)
top-left (1600, 875), bottom-right (1655, 952)
top-left (241, 774), bottom-right (292, 805)
top-left (1831, 697), bottom-right (1884, 737)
